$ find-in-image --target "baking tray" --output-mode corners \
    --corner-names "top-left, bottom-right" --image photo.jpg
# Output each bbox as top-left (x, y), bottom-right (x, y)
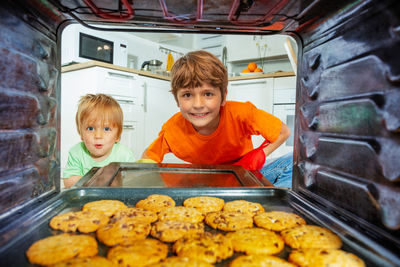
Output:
top-left (0, 187), bottom-right (397, 266)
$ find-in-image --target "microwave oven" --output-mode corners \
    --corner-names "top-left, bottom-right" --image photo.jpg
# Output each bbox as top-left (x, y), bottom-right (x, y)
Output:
top-left (62, 24), bottom-right (128, 67)
top-left (79, 32), bottom-right (114, 64)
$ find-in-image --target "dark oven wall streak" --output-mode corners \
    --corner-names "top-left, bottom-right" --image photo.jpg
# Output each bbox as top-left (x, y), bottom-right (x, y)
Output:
top-left (0, 3), bottom-right (61, 214)
top-left (294, 0), bottom-right (400, 238)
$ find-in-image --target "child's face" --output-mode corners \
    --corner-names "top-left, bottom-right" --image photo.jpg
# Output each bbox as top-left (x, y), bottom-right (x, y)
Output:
top-left (177, 83), bottom-right (226, 135)
top-left (80, 114), bottom-right (120, 162)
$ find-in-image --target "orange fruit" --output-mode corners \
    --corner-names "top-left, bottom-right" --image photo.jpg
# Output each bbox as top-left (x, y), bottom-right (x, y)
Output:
top-left (248, 62), bottom-right (257, 72)
top-left (254, 68), bottom-right (263, 73)
top-left (242, 68), bottom-right (250, 73)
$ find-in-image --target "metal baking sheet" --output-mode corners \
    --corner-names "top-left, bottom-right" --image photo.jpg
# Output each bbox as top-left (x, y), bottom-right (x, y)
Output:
top-left (0, 187), bottom-right (397, 266)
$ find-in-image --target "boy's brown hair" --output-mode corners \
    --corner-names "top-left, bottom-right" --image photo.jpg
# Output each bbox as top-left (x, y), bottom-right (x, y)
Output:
top-left (76, 94), bottom-right (123, 139)
top-left (170, 50), bottom-right (228, 103)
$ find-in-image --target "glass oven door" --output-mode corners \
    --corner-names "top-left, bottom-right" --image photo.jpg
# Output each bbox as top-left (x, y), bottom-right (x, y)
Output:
top-left (73, 162), bottom-right (273, 188)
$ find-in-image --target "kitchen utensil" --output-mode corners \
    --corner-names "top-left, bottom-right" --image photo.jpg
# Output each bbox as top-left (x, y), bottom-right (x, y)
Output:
top-left (222, 46), bottom-right (227, 68)
top-left (166, 52), bottom-right (174, 71)
top-left (141, 59), bottom-right (163, 71)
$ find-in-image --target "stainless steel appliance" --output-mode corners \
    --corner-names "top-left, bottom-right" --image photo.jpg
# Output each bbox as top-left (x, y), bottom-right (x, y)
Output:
top-left (62, 24), bottom-right (129, 67)
top-left (0, 0), bottom-right (399, 266)
top-left (141, 59), bottom-right (163, 71)
top-left (79, 32), bottom-right (114, 64)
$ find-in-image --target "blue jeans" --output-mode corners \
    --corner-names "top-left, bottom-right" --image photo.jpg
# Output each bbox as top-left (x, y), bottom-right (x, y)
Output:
top-left (260, 153), bottom-right (293, 188)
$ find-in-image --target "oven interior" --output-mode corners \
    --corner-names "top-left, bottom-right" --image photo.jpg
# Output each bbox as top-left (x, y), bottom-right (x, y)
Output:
top-left (0, 187), bottom-right (396, 266)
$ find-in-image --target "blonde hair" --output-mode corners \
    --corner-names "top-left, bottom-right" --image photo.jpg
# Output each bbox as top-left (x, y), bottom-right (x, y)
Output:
top-left (170, 50), bottom-right (228, 102)
top-left (76, 94), bottom-right (123, 139)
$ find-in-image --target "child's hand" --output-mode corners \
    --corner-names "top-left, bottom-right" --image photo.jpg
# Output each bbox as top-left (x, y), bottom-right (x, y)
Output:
top-left (234, 140), bottom-right (269, 171)
top-left (136, 159), bottom-right (157, 163)
top-left (234, 149), bottom-right (266, 171)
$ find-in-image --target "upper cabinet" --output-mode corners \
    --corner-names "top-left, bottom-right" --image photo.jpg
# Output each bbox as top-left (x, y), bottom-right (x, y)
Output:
top-left (194, 34), bottom-right (293, 62)
top-left (225, 35), bottom-right (289, 62)
top-left (191, 34), bottom-right (296, 75)
top-left (195, 34), bottom-right (225, 60)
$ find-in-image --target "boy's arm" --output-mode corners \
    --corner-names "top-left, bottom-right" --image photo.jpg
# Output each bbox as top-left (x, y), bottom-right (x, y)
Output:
top-left (262, 122), bottom-right (291, 157)
top-left (137, 149), bottom-right (158, 163)
top-left (233, 122), bottom-right (290, 171)
top-left (139, 133), bottom-right (170, 163)
top-left (64, 175), bottom-right (82, 188)
top-left (62, 144), bottom-right (85, 188)
top-left (141, 148), bottom-right (151, 159)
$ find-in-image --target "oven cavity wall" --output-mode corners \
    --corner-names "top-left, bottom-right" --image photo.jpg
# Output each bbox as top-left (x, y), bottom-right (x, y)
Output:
top-left (294, 0), bottom-right (400, 236)
top-left (0, 2), bottom-right (62, 215)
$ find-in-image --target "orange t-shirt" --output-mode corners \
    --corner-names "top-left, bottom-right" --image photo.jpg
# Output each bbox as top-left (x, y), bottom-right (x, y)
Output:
top-left (146, 101), bottom-right (282, 164)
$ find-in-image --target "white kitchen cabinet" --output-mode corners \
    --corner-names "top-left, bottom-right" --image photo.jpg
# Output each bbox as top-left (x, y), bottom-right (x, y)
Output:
top-left (273, 76), bottom-right (296, 104)
top-left (227, 78), bottom-right (274, 148)
top-left (225, 35), bottom-right (288, 62)
top-left (61, 67), bottom-right (145, 173)
top-left (120, 120), bottom-right (143, 158)
top-left (270, 75), bottom-right (296, 159)
top-left (228, 78), bottom-right (273, 112)
top-left (141, 76), bottom-right (184, 163)
top-left (195, 34), bottom-right (224, 59)
top-left (270, 104), bottom-right (295, 159)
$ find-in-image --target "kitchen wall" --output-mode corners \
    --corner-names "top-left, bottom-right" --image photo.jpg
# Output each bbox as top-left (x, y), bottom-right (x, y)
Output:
top-left (130, 32), bottom-right (296, 76)
top-left (112, 32), bottom-right (191, 70)
top-left (132, 32), bottom-right (194, 49)
top-left (60, 27), bottom-right (297, 167)
top-left (61, 24), bottom-right (296, 75)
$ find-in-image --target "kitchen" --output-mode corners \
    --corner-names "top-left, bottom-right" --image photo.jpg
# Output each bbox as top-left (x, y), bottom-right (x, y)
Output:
top-left (60, 23), bottom-right (298, 173)
top-left (1, 0), bottom-right (399, 266)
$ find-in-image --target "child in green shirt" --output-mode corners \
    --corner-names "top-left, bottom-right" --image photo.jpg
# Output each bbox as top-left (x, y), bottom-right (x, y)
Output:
top-left (63, 94), bottom-right (135, 188)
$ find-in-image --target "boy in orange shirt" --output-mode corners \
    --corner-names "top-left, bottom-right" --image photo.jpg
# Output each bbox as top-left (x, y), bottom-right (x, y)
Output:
top-left (142, 50), bottom-right (292, 187)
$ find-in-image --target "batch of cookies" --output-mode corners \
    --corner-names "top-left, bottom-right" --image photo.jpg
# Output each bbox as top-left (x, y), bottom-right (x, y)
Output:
top-left (26, 194), bottom-right (366, 266)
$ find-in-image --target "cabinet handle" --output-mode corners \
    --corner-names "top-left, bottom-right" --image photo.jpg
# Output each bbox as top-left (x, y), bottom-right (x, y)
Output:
top-left (123, 125), bottom-right (135, 129)
top-left (230, 81), bottom-right (267, 86)
top-left (202, 44), bottom-right (221, 49)
top-left (143, 82), bottom-right (147, 113)
top-left (116, 99), bottom-right (134, 104)
top-left (108, 71), bottom-right (135, 79)
top-left (202, 35), bottom-right (222, 40)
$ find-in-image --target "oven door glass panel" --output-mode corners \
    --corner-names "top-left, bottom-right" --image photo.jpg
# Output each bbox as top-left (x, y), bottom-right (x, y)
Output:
top-left (120, 169), bottom-right (242, 187)
top-left (75, 163), bottom-right (269, 188)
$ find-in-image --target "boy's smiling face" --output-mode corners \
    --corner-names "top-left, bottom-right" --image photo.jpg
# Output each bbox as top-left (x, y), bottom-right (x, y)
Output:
top-left (80, 112), bottom-right (120, 162)
top-left (177, 83), bottom-right (226, 135)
